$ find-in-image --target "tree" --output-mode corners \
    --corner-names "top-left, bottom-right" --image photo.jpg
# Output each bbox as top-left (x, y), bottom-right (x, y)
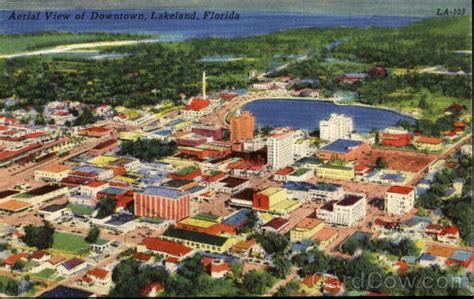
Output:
top-left (23, 221), bottom-right (55, 250)
top-left (96, 197), bottom-right (117, 218)
top-left (274, 280), bottom-right (299, 297)
top-left (269, 255), bottom-right (290, 278)
top-left (375, 157), bottom-right (387, 169)
top-left (177, 254), bottom-right (204, 281)
top-left (85, 226), bottom-right (100, 244)
top-left (255, 232), bottom-right (288, 255)
top-left (242, 270), bottom-right (274, 295)
top-left (12, 260), bottom-right (25, 271)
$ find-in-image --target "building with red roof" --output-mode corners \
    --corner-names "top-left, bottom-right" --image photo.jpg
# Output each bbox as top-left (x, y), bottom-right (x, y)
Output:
top-left (182, 98), bottom-right (212, 120)
top-left (4, 253), bottom-right (28, 268)
top-left (438, 225), bottom-right (460, 244)
top-left (385, 185), bottom-right (415, 215)
top-left (323, 276), bottom-right (345, 296)
top-left (414, 136), bottom-right (444, 152)
top-left (141, 282), bottom-right (164, 297)
top-left (83, 268), bottom-right (111, 287)
top-left (261, 217), bottom-right (290, 233)
top-left (381, 128), bottom-right (412, 147)
top-left (202, 257), bottom-right (231, 279)
top-left (138, 238), bottom-right (193, 260)
top-left (444, 103), bottom-right (464, 115)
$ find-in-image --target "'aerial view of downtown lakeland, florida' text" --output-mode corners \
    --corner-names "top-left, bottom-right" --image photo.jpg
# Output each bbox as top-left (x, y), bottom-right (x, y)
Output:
top-left (0, 0), bottom-right (472, 297)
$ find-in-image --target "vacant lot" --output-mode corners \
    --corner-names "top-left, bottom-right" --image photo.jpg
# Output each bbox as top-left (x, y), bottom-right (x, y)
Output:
top-left (51, 231), bottom-right (106, 254)
top-left (357, 147), bottom-right (437, 173)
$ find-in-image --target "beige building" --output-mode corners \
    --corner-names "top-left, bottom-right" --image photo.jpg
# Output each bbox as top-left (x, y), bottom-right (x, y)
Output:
top-left (384, 185), bottom-right (415, 215)
top-left (317, 193), bottom-right (366, 227)
top-left (319, 114), bottom-right (353, 142)
top-left (34, 164), bottom-right (73, 182)
top-left (267, 130), bottom-right (294, 169)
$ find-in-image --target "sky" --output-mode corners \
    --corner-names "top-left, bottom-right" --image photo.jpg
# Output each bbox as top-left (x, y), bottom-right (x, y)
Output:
top-left (0, 0), bottom-right (472, 16)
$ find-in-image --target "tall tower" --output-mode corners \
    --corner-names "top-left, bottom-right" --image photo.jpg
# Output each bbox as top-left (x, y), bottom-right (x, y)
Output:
top-left (202, 71), bottom-right (207, 99)
top-left (230, 111), bottom-right (256, 143)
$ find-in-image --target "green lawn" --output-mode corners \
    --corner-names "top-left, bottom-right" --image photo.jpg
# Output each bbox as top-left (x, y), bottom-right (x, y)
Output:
top-left (33, 268), bottom-right (56, 280)
top-left (0, 275), bottom-right (17, 295)
top-left (67, 203), bottom-right (94, 216)
top-left (52, 231), bottom-right (106, 254)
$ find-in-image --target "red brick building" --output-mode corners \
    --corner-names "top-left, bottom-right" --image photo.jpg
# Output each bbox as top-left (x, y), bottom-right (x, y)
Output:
top-left (381, 128), bottom-right (412, 147)
top-left (134, 186), bottom-right (190, 221)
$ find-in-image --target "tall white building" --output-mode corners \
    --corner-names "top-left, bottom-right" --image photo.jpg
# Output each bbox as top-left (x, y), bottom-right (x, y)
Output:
top-left (319, 113), bottom-right (354, 142)
top-left (316, 193), bottom-right (366, 227)
top-left (267, 130), bottom-right (294, 169)
top-left (384, 185), bottom-right (416, 215)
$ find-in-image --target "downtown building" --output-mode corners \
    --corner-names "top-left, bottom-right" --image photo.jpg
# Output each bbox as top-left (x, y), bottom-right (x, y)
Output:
top-left (229, 111), bottom-right (255, 142)
top-left (134, 186), bottom-right (190, 221)
top-left (267, 129), bottom-right (294, 169)
top-left (384, 185), bottom-right (416, 215)
top-left (316, 193), bottom-right (366, 227)
top-left (319, 114), bottom-right (353, 142)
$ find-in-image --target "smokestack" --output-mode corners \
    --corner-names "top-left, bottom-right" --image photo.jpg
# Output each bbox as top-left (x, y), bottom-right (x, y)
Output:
top-left (202, 71), bottom-right (207, 99)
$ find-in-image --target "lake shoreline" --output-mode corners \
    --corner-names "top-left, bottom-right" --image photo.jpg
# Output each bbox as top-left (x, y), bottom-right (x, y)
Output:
top-left (226, 91), bottom-right (418, 132)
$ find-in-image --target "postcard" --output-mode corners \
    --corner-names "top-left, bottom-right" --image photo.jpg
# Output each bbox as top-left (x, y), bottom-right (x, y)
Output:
top-left (0, 0), bottom-right (472, 297)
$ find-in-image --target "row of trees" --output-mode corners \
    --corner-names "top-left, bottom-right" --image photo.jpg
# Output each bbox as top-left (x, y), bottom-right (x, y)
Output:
top-left (110, 254), bottom-right (277, 297)
top-left (341, 236), bottom-right (420, 257)
top-left (118, 139), bottom-right (178, 162)
top-left (415, 155), bottom-right (472, 245)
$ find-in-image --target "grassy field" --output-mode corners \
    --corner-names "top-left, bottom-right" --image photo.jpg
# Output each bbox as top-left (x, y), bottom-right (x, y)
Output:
top-left (385, 88), bottom-right (472, 121)
top-left (33, 268), bottom-right (56, 280)
top-left (52, 231), bottom-right (106, 254)
top-left (0, 32), bottom-right (150, 55)
top-left (0, 275), bottom-right (17, 295)
top-left (67, 203), bottom-right (94, 216)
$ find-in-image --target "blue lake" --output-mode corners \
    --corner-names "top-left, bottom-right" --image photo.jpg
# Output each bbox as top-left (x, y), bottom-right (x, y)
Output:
top-left (0, 10), bottom-right (422, 40)
top-left (241, 99), bottom-right (416, 133)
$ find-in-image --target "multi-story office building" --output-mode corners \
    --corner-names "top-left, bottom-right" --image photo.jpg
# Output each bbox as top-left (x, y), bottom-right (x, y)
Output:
top-left (384, 185), bottom-right (416, 215)
top-left (267, 130), bottom-right (294, 169)
top-left (320, 114), bottom-right (353, 142)
top-left (230, 111), bottom-right (255, 142)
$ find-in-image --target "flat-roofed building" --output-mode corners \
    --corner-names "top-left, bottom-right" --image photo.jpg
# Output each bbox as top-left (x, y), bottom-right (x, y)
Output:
top-left (134, 186), bottom-right (190, 221)
top-left (319, 114), bottom-right (353, 142)
top-left (318, 139), bottom-right (369, 162)
top-left (230, 111), bottom-right (255, 142)
top-left (267, 130), bottom-right (294, 169)
top-left (316, 193), bottom-right (366, 227)
top-left (315, 164), bottom-right (355, 181)
top-left (38, 203), bottom-right (72, 222)
top-left (290, 218), bottom-right (324, 242)
top-left (384, 185), bottom-right (416, 215)
top-left (215, 176), bottom-right (250, 194)
top-left (252, 187), bottom-right (301, 215)
top-left (34, 164), bottom-right (73, 182)
top-left (414, 136), bottom-right (444, 152)
top-left (311, 228), bottom-right (339, 250)
top-left (137, 237), bottom-right (194, 261)
top-left (161, 227), bottom-right (235, 253)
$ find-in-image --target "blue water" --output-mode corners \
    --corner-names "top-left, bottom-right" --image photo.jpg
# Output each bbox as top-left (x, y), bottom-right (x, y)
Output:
top-left (0, 10), bottom-right (422, 40)
top-left (242, 99), bottom-right (416, 133)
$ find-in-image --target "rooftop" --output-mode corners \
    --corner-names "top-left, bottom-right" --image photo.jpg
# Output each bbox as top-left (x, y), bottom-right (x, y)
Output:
top-left (386, 185), bottom-right (414, 195)
top-left (258, 187), bottom-right (285, 197)
top-left (163, 227), bottom-right (230, 247)
top-left (141, 186), bottom-right (188, 199)
top-left (320, 139), bottom-right (364, 154)
top-left (295, 218), bottom-right (323, 230)
top-left (312, 227), bottom-right (339, 241)
top-left (337, 194), bottom-right (364, 206)
top-left (141, 238), bottom-right (193, 257)
top-left (219, 176), bottom-right (249, 188)
top-left (40, 203), bottom-right (69, 213)
top-left (262, 217), bottom-right (289, 230)
top-left (231, 188), bottom-right (256, 202)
